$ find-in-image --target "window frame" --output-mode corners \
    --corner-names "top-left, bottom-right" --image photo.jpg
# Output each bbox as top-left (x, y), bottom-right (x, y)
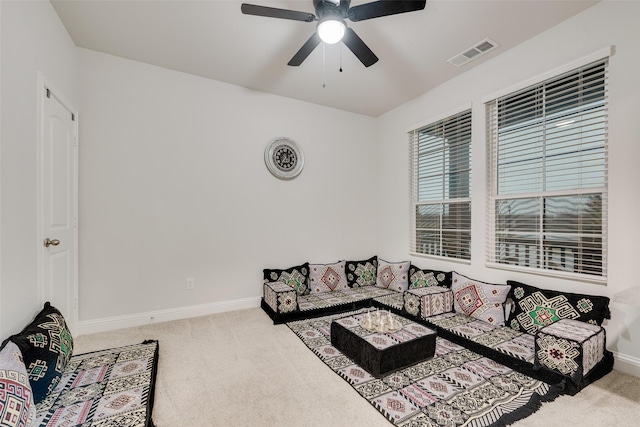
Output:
top-left (409, 108), bottom-right (472, 262)
top-left (485, 57), bottom-right (609, 283)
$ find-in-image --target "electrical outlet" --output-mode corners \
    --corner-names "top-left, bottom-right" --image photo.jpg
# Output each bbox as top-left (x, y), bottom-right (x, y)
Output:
top-left (186, 277), bottom-right (195, 290)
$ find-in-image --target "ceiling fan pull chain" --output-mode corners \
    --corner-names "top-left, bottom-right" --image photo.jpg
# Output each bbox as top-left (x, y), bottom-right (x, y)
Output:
top-left (322, 43), bottom-right (326, 88)
top-left (339, 44), bottom-right (343, 72)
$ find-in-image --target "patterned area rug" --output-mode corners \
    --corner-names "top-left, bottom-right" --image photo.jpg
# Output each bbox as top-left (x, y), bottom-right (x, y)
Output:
top-left (35, 340), bottom-right (159, 427)
top-left (287, 310), bottom-right (561, 426)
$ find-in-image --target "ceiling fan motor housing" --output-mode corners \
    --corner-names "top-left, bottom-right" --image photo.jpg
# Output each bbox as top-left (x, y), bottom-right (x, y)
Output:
top-left (313, 0), bottom-right (350, 20)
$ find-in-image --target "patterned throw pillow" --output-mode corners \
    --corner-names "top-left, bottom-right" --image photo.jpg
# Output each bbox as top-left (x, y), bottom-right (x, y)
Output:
top-left (408, 265), bottom-right (452, 289)
top-left (345, 256), bottom-right (378, 288)
top-left (309, 261), bottom-right (348, 293)
top-left (0, 341), bottom-right (36, 427)
top-left (451, 272), bottom-right (511, 326)
top-left (263, 263), bottom-right (310, 296)
top-left (507, 280), bottom-right (611, 335)
top-left (9, 302), bottom-right (73, 404)
top-left (376, 259), bottom-right (410, 292)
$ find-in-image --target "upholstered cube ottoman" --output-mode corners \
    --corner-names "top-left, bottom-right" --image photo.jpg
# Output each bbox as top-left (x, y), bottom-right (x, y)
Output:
top-left (403, 286), bottom-right (453, 319)
top-left (535, 318), bottom-right (606, 383)
top-left (263, 281), bottom-right (298, 314)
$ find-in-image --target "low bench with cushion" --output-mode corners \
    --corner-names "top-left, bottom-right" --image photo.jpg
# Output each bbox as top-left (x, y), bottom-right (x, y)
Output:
top-left (0, 302), bottom-right (159, 427)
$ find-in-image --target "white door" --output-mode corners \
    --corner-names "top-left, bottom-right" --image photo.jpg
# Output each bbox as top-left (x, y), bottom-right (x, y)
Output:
top-left (39, 80), bottom-right (78, 334)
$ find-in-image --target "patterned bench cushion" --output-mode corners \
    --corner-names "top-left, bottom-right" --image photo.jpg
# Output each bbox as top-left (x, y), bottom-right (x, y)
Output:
top-left (425, 312), bottom-right (535, 364)
top-left (297, 287), bottom-right (396, 312)
top-left (535, 318), bottom-right (606, 383)
top-left (373, 293), bottom-right (405, 311)
top-left (35, 340), bottom-right (158, 427)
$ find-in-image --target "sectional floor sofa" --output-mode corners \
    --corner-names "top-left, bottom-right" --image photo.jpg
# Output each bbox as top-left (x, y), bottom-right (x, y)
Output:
top-left (262, 256), bottom-right (614, 395)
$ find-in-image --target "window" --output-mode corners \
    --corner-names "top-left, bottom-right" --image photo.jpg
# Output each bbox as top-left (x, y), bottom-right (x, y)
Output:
top-left (409, 110), bottom-right (472, 260)
top-left (486, 59), bottom-right (608, 279)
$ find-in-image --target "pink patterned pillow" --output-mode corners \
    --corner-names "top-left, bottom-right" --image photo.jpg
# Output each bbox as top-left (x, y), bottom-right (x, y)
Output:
top-left (309, 261), bottom-right (348, 293)
top-left (0, 341), bottom-right (36, 427)
top-left (451, 272), bottom-right (510, 326)
top-left (376, 259), bottom-right (410, 292)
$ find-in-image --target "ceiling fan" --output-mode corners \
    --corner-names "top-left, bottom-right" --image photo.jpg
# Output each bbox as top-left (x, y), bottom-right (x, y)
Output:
top-left (241, 1), bottom-right (427, 67)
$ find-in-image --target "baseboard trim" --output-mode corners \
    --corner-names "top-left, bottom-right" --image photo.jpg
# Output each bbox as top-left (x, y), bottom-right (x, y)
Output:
top-left (612, 350), bottom-right (640, 378)
top-left (76, 297), bottom-right (261, 336)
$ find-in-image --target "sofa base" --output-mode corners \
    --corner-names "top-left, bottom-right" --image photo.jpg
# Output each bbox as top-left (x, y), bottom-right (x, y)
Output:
top-left (261, 297), bottom-right (374, 324)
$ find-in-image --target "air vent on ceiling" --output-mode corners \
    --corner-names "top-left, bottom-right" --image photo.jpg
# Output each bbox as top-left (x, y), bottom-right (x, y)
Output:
top-left (447, 38), bottom-right (499, 67)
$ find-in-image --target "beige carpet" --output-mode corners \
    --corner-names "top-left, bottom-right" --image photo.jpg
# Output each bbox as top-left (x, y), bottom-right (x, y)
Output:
top-left (74, 308), bottom-right (640, 426)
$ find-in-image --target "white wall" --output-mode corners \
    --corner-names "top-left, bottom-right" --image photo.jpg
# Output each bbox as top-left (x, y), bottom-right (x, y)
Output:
top-left (0, 1), bottom-right (77, 337)
top-left (77, 49), bottom-right (377, 324)
top-left (376, 1), bottom-right (640, 375)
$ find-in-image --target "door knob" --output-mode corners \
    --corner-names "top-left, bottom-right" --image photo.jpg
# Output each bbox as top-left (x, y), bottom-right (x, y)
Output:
top-left (44, 238), bottom-right (60, 247)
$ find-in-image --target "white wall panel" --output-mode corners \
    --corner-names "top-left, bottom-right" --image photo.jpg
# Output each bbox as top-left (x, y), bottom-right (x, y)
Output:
top-left (77, 49), bottom-right (377, 320)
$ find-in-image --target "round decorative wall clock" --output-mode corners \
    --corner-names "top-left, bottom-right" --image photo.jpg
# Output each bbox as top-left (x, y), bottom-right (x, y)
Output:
top-left (264, 137), bottom-right (304, 180)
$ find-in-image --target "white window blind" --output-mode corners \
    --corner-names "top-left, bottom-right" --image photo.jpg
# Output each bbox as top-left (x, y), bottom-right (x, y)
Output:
top-left (409, 110), bottom-right (472, 260)
top-left (486, 59), bottom-right (608, 279)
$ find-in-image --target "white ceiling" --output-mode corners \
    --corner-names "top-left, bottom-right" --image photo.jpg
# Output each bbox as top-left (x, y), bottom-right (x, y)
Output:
top-left (51, 0), bottom-right (598, 117)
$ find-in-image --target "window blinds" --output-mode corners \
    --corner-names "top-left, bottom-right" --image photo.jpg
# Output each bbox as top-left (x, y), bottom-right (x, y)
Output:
top-left (409, 110), bottom-right (472, 260)
top-left (486, 59), bottom-right (608, 279)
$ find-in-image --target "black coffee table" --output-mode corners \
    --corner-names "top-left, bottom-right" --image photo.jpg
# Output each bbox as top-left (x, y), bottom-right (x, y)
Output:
top-left (330, 312), bottom-right (437, 377)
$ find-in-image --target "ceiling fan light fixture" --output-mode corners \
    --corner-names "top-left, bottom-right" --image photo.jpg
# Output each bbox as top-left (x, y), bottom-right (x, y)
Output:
top-left (317, 17), bottom-right (345, 44)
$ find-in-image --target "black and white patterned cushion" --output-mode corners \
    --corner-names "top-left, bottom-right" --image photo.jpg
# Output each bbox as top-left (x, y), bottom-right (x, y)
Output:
top-left (345, 256), bottom-right (378, 288)
top-left (8, 302), bottom-right (73, 404)
top-left (408, 265), bottom-right (452, 288)
top-left (263, 263), bottom-right (310, 296)
top-left (507, 280), bottom-right (611, 334)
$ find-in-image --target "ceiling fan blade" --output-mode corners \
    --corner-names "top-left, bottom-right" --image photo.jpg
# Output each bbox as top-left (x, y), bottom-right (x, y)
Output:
top-left (342, 28), bottom-right (378, 67)
top-left (241, 3), bottom-right (315, 22)
top-left (348, 0), bottom-right (426, 22)
top-left (288, 32), bottom-right (322, 66)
